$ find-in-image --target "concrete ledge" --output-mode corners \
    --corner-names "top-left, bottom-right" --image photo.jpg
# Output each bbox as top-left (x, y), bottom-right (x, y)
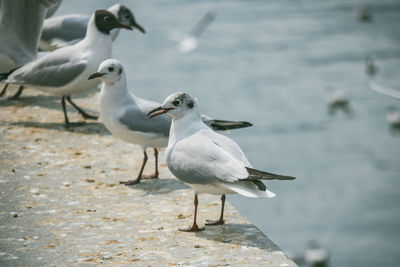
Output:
top-left (0, 88), bottom-right (297, 266)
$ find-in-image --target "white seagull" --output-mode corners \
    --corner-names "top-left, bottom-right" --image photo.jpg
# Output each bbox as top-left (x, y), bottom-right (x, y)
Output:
top-left (0, 0), bottom-right (61, 73)
top-left (172, 11), bottom-right (216, 53)
top-left (325, 86), bottom-right (352, 116)
top-left (0, 10), bottom-right (143, 125)
top-left (88, 59), bottom-right (253, 185)
top-left (39, 4), bottom-right (144, 52)
top-left (148, 92), bottom-right (295, 232)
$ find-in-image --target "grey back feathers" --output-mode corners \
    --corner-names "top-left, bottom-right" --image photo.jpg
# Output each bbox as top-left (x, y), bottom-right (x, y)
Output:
top-left (6, 56), bottom-right (86, 87)
top-left (117, 106), bottom-right (171, 137)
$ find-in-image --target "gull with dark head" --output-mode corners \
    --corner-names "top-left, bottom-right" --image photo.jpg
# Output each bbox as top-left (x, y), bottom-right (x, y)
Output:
top-left (39, 4), bottom-right (145, 51)
top-left (148, 92), bottom-right (295, 232)
top-left (89, 59), bottom-right (253, 185)
top-left (0, 10), bottom-right (143, 125)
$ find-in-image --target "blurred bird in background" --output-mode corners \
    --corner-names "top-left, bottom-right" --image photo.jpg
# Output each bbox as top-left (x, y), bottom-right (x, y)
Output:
top-left (170, 11), bottom-right (216, 53)
top-left (39, 3), bottom-right (144, 51)
top-left (0, 0), bottom-right (61, 73)
top-left (325, 86), bottom-right (352, 116)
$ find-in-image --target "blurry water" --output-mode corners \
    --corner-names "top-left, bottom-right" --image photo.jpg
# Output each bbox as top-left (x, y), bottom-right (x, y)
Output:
top-left (55, 0), bottom-right (400, 266)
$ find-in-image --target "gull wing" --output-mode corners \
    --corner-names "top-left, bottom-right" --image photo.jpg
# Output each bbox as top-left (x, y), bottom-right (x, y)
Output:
top-left (7, 50), bottom-right (86, 87)
top-left (368, 82), bottom-right (400, 100)
top-left (116, 105), bottom-right (171, 137)
top-left (169, 129), bottom-right (250, 184)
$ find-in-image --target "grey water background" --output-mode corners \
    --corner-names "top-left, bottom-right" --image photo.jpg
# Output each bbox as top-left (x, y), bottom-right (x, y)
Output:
top-left (58, 0), bottom-right (400, 266)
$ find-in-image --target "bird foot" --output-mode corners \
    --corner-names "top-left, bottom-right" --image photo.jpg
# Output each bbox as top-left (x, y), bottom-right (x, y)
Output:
top-left (179, 224), bottom-right (205, 232)
top-left (142, 173), bottom-right (159, 179)
top-left (120, 179), bottom-right (141, 185)
top-left (205, 219), bottom-right (225, 226)
top-left (80, 112), bottom-right (98, 120)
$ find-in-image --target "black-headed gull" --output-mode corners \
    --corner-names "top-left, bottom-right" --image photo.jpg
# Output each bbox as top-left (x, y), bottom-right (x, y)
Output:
top-left (88, 59), bottom-right (253, 185)
top-left (148, 92), bottom-right (295, 232)
top-left (39, 4), bottom-right (145, 51)
top-left (0, 10), bottom-right (143, 125)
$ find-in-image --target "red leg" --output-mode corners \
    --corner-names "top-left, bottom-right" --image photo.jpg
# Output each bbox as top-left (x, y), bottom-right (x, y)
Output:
top-left (206, 194), bottom-right (226, 225)
top-left (179, 194), bottom-right (205, 232)
top-left (142, 148), bottom-right (159, 179)
top-left (120, 150), bottom-right (148, 185)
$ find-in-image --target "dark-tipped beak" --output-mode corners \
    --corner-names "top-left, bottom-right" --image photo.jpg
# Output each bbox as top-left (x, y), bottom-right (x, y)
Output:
top-left (116, 23), bottom-right (133, 30)
top-left (147, 107), bottom-right (173, 119)
top-left (132, 21), bottom-right (146, 34)
top-left (88, 72), bottom-right (104, 80)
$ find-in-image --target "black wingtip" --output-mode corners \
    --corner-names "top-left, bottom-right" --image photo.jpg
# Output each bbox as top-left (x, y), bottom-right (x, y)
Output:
top-left (246, 167), bottom-right (295, 180)
top-left (0, 67), bottom-right (19, 81)
top-left (210, 120), bottom-right (253, 131)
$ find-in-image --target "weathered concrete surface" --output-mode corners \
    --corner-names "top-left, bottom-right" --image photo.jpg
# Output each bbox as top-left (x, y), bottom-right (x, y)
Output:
top-left (0, 87), bottom-right (297, 266)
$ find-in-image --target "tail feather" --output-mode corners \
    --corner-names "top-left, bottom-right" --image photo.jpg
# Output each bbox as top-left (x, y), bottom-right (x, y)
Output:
top-left (225, 181), bottom-right (275, 198)
top-left (209, 119), bottom-right (253, 131)
top-left (246, 167), bottom-right (295, 180)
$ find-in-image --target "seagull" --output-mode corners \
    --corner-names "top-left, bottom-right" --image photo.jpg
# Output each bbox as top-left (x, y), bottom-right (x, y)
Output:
top-left (148, 92), bottom-right (295, 232)
top-left (357, 7), bottom-right (372, 22)
top-left (39, 4), bottom-right (144, 52)
top-left (304, 240), bottom-right (329, 267)
top-left (172, 11), bottom-right (216, 53)
top-left (325, 86), bottom-right (352, 116)
top-left (0, 0), bottom-right (61, 73)
top-left (88, 59), bottom-right (253, 185)
top-left (0, 10), bottom-right (143, 125)
top-left (365, 55), bottom-right (378, 77)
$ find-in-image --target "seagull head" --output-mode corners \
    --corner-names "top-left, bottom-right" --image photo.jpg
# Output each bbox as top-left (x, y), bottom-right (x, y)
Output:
top-left (107, 4), bottom-right (146, 34)
top-left (148, 92), bottom-right (199, 120)
top-left (88, 59), bottom-right (124, 85)
top-left (94, 10), bottom-right (133, 35)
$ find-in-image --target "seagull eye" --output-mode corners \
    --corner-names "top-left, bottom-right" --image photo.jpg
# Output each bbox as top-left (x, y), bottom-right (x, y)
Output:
top-left (104, 16), bottom-right (111, 22)
top-left (172, 100), bottom-right (181, 106)
top-left (108, 67), bottom-right (114, 72)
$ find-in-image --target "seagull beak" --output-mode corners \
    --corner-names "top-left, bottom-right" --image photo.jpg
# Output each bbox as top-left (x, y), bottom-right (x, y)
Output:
top-left (132, 21), bottom-right (145, 34)
top-left (116, 23), bottom-right (133, 30)
top-left (147, 107), bottom-right (173, 119)
top-left (88, 72), bottom-right (104, 80)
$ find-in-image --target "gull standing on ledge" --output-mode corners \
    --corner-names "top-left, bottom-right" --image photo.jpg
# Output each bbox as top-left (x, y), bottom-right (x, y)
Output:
top-left (39, 4), bottom-right (144, 51)
top-left (0, 10), bottom-right (144, 125)
top-left (148, 92), bottom-right (295, 232)
top-left (89, 59), bottom-right (253, 185)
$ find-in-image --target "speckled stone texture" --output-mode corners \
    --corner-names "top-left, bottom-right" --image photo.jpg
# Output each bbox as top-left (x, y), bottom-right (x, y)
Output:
top-left (0, 87), bottom-right (297, 266)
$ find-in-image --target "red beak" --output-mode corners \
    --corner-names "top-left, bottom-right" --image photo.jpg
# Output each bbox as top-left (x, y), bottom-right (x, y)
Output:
top-left (148, 107), bottom-right (173, 119)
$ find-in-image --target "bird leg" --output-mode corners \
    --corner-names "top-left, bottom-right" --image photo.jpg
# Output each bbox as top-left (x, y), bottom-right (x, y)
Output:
top-left (66, 96), bottom-right (98, 120)
top-left (0, 84), bottom-right (9, 97)
top-left (179, 194), bottom-right (205, 232)
top-left (142, 148), bottom-right (159, 179)
top-left (120, 150), bottom-right (148, 185)
top-left (61, 96), bottom-right (70, 126)
top-left (205, 194), bottom-right (226, 225)
top-left (8, 85), bottom-right (24, 100)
